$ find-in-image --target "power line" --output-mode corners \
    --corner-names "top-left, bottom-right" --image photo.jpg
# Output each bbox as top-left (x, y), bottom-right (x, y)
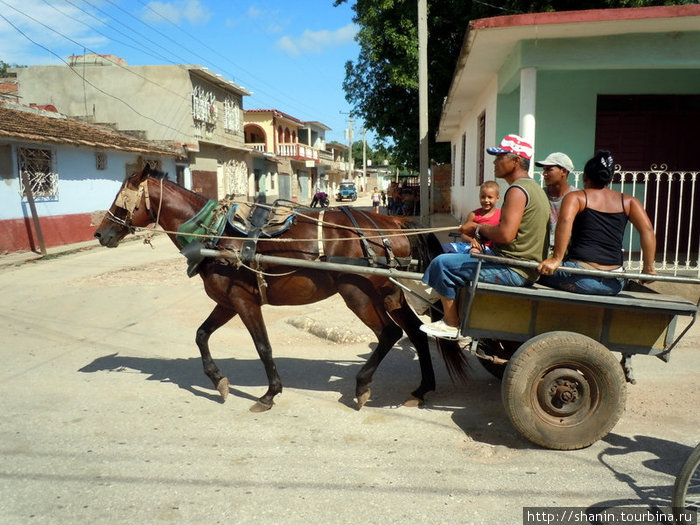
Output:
top-left (0, 5), bottom-right (190, 137)
top-left (131, 0), bottom-right (330, 118)
top-left (1, 0), bottom-right (353, 138)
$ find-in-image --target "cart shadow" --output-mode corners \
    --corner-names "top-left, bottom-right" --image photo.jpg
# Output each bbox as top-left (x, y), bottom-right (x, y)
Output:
top-left (77, 340), bottom-right (524, 442)
top-left (585, 433), bottom-right (695, 512)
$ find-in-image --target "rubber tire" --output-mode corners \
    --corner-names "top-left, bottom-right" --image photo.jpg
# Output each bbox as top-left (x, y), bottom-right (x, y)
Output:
top-left (502, 331), bottom-right (626, 450)
top-left (672, 443), bottom-right (700, 519)
top-left (476, 339), bottom-right (519, 379)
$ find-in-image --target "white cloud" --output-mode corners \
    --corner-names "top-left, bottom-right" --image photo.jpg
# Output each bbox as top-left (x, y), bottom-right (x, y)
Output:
top-left (0, 0), bottom-right (109, 65)
top-left (142, 0), bottom-right (211, 25)
top-left (277, 23), bottom-right (357, 56)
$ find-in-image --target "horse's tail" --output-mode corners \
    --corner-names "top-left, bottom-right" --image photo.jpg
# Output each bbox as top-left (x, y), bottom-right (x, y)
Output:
top-left (404, 221), bottom-right (470, 384)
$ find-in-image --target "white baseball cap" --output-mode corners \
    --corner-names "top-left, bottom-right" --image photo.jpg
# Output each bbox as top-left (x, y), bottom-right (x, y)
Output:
top-left (535, 152), bottom-right (574, 172)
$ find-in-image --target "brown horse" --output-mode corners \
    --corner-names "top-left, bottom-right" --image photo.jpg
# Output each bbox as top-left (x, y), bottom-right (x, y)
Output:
top-left (94, 165), bottom-right (466, 411)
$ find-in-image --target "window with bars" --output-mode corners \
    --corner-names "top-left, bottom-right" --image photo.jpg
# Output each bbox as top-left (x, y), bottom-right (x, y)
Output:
top-left (17, 146), bottom-right (58, 198)
top-left (192, 85), bottom-right (217, 124)
top-left (477, 111), bottom-right (486, 185)
top-left (460, 133), bottom-right (466, 186)
top-left (224, 97), bottom-right (241, 132)
top-left (96, 151), bottom-right (107, 170)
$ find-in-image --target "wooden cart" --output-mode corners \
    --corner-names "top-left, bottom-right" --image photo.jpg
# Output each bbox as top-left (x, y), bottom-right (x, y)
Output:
top-left (195, 246), bottom-right (699, 450)
top-left (455, 254), bottom-right (699, 450)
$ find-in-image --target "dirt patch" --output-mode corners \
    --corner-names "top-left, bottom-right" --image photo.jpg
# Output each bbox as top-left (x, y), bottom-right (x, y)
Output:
top-left (74, 258), bottom-right (190, 287)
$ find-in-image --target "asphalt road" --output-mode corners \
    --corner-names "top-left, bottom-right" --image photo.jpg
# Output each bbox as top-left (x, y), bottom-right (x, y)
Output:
top-left (1, 235), bottom-right (698, 525)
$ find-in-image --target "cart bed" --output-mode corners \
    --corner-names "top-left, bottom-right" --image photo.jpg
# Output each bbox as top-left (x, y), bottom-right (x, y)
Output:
top-left (460, 282), bottom-right (698, 357)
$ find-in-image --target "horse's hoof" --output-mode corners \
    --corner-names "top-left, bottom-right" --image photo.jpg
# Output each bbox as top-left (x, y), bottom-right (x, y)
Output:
top-left (249, 400), bottom-right (273, 413)
top-left (402, 395), bottom-right (424, 408)
top-left (356, 389), bottom-right (371, 409)
top-left (216, 378), bottom-right (230, 401)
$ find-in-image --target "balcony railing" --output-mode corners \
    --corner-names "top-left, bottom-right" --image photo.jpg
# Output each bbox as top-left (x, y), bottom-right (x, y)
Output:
top-left (248, 143), bottom-right (266, 152)
top-left (536, 166), bottom-right (700, 276)
top-left (277, 143), bottom-right (319, 162)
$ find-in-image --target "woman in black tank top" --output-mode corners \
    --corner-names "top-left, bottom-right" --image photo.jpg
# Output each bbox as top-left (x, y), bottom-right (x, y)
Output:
top-left (537, 150), bottom-right (657, 295)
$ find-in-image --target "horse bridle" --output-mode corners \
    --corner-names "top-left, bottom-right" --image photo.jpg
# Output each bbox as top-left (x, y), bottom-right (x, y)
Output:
top-left (106, 178), bottom-right (160, 233)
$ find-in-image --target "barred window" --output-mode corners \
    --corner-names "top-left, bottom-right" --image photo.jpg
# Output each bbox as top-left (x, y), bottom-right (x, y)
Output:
top-left (192, 85), bottom-right (217, 124)
top-left (17, 146), bottom-right (58, 198)
top-left (96, 151), bottom-right (107, 170)
top-left (460, 133), bottom-right (466, 186)
top-left (477, 111), bottom-right (486, 185)
top-left (223, 97), bottom-right (241, 132)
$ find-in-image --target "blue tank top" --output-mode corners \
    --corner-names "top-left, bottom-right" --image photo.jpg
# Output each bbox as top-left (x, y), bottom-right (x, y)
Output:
top-left (568, 192), bottom-right (628, 266)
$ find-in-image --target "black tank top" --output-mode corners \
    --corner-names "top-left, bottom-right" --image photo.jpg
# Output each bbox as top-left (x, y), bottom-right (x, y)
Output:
top-left (568, 191), bottom-right (628, 266)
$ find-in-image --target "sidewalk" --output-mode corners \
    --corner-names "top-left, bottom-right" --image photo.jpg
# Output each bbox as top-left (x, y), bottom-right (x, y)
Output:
top-left (0, 233), bottom-right (151, 269)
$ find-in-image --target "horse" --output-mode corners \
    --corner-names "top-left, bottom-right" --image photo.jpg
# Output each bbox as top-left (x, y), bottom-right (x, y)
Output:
top-left (94, 164), bottom-right (467, 412)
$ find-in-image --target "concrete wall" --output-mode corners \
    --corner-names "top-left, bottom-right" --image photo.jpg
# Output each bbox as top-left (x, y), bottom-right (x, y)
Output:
top-left (0, 141), bottom-right (175, 252)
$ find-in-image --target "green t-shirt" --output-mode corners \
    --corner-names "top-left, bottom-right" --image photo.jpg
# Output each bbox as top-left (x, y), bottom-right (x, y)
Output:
top-left (493, 177), bottom-right (550, 281)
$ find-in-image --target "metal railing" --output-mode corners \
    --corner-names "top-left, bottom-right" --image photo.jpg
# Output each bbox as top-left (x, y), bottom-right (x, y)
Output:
top-left (276, 143), bottom-right (319, 161)
top-left (536, 166), bottom-right (700, 276)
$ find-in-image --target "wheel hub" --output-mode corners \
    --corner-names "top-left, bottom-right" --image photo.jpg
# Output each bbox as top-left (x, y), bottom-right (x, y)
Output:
top-left (537, 367), bottom-right (589, 417)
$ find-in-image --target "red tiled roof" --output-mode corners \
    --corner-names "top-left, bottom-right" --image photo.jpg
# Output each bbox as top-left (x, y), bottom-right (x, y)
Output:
top-left (0, 103), bottom-right (177, 155)
top-left (245, 108), bottom-right (303, 125)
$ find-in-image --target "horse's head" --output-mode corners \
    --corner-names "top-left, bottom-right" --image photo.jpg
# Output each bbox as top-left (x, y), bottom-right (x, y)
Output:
top-left (94, 164), bottom-right (158, 247)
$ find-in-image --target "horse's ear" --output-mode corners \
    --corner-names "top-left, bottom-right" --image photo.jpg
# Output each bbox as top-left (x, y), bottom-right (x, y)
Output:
top-left (143, 163), bottom-right (152, 176)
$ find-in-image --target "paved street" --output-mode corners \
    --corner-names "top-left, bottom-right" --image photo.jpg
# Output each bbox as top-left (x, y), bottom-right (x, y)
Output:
top-left (0, 235), bottom-right (698, 524)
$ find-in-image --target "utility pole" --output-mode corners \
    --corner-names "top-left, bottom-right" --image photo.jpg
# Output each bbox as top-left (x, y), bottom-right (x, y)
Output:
top-left (418, 0), bottom-right (430, 225)
top-left (346, 114), bottom-right (354, 177)
top-left (362, 127), bottom-right (367, 192)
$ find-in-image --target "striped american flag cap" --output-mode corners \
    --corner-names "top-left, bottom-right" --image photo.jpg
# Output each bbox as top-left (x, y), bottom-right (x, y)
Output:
top-left (486, 134), bottom-right (533, 160)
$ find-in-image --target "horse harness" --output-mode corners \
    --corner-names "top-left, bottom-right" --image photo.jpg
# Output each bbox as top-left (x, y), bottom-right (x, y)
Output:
top-left (107, 179), bottom-right (159, 232)
top-left (111, 186), bottom-right (410, 305)
top-left (237, 204), bottom-right (407, 304)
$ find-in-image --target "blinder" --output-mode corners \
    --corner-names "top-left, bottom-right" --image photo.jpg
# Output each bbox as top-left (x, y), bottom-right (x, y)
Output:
top-left (106, 180), bottom-right (155, 232)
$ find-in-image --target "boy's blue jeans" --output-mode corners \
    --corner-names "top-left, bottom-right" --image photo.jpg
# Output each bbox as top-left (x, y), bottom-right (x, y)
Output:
top-left (422, 252), bottom-right (531, 300)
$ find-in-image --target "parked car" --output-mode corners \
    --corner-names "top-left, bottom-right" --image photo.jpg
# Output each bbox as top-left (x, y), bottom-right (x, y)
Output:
top-left (336, 182), bottom-right (357, 202)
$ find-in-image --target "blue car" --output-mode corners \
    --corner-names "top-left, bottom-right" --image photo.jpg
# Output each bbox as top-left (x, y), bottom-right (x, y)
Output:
top-left (336, 182), bottom-right (357, 202)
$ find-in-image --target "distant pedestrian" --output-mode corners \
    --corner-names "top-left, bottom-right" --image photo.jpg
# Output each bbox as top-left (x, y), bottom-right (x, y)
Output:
top-left (371, 187), bottom-right (381, 213)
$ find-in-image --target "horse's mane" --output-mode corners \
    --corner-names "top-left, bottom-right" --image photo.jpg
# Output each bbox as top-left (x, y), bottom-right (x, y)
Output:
top-left (402, 219), bottom-right (444, 273)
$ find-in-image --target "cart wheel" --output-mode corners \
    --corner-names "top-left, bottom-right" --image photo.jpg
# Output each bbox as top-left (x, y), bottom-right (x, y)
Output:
top-left (476, 339), bottom-right (519, 379)
top-left (672, 443), bottom-right (700, 520)
top-left (502, 331), bottom-right (626, 450)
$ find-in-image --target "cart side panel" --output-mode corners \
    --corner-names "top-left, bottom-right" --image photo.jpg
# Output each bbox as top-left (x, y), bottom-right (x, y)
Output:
top-left (534, 302), bottom-right (604, 340)
top-left (466, 294), bottom-right (533, 337)
top-left (607, 309), bottom-right (672, 350)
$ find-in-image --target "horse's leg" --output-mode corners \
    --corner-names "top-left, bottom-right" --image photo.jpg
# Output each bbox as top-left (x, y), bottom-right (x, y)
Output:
top-left (337, 281), bottom-right (403, 409)
top-left (236, 302), bottom-right (282, 413)
top-left (387, 301), bottom-right (435, 407)
top-left (196, 304), bottom-right (236, 401)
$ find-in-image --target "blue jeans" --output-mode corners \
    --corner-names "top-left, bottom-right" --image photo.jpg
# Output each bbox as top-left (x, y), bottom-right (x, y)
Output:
top-left (422, 252), bottom-right (531, 300)
top-left (538, 261), bottom-right (626, 296)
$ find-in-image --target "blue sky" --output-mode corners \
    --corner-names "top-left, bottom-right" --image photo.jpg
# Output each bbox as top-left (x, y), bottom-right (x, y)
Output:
top-left (0, 0), bottom-right (364, 145)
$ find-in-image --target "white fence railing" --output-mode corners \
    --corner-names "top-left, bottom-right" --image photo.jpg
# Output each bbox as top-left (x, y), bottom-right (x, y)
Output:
top-left (535, 166), bottom-right (700, 276)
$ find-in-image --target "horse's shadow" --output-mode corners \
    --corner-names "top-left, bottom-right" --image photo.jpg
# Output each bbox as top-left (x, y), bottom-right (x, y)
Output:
top-left (78, 343), bottom-right (434, 409)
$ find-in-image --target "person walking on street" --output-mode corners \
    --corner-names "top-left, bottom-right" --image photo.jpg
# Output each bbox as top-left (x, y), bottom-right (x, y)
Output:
top-left (371, 187), bottom-right (381, 214)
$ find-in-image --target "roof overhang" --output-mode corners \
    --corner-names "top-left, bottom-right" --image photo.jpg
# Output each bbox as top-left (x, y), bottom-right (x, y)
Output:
top-left (188, 66), bottom-right (252, 97)
top-left (437, 4), bottom-right (700, 142)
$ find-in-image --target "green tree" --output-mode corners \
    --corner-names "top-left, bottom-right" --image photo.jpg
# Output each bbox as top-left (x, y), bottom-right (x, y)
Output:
top-left (0, 60), bottom-right (10, 77)
top-left (336, 0), bottom-right (692, 170)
